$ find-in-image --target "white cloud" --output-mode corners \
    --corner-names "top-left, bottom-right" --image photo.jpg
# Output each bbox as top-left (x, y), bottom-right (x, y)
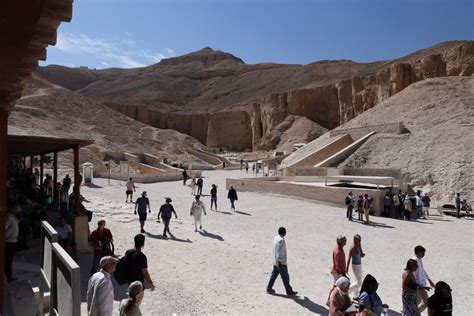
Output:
top-left (55, 32), bottom-right (175, 68)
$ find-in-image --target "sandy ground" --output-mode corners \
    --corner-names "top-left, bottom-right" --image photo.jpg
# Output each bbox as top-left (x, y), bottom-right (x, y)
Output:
top-left (79, 170), bottom-right (473, 315)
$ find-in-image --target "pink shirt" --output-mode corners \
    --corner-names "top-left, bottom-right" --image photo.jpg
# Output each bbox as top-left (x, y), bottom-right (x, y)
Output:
top-left (331, 245), bottom-right (346, 274)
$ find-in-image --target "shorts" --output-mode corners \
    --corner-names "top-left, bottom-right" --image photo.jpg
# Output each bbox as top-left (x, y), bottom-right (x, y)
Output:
top-left (126, 190), bottom-right (133, 195)
top-left (138, 212), bottom-right (147, 221)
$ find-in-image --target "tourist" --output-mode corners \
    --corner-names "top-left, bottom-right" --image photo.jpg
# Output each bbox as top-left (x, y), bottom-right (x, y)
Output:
top-left (190, 195), bottom-right (206, 232)
top-left (345, 192), bottom-right (354, 220)
top-left (240, 159), bottom-right (244, 170)
top-left (402, 259), bottom-right (421, 316)
top-left (326, 235), bottom-right (347, 305)
top-left (134, 191), bottom-right (151, 233)
top-left (356, 195), bottom-right (364, 221)
top-left (59, 184), bottom-right (69, 217)
top-left (415, 191), bottom-right (423, 219)
top-left (412, 245), bottom-right (435, 313)
top-left (125, 178), bottom-right (136, 203)
top-left (158, 197), bottom-right (178, 238)
top-left (427, 281), bottom-right (453, 316)
top-left (358, 274), bottom-right (388, 316)
top-left (191, 176), bottom-right (197, 195)
top-left (245, 162), bottom-right (249, 173)
top-left (43, 174), bottom-right (53, 204)
top-left (119, 281), bottom-right (144, 316)
top-left (33, 168), bottom-right (40, 187)
top-left (329, 276), bottom-right (356, 316)
top-left (182, 168), bottom-right (188, 186)
top-left (383, 193), bottom-right (392, 217)
top-left (62, 174), bottom-right (72, 193)
top-left (5, 205), bottom-right (21, 282)
top-left (393, 190), bottom-right (401, 218)
top-left (87, 256), bottom-right (117, 316)
top-left (90, 219), bottom-right (114, 275)
top-left (266, 227), bottom-right (298, 296)
top-left (227, 186), bottom-right (238, 211)
top-left (403, 195), bottom-right (413, 221)
top-left (210, 184), bottom-right (218, 211)
top-left (461, 199), bottom-right (472, 215)
top-left (56, 217), bottom-right (76, 259)
top-left (129, 234), bottom-right (155, 290)
top-left (363, 194), bottom-right (371, 224)
top-left (421, 193), bottom-right (431, 219)
top-left (454, 193), bottom-right (461, 218)
top-left (347, 234), bottom-right (365, 298)
top-left (197, 176), bottom-right (203, 195)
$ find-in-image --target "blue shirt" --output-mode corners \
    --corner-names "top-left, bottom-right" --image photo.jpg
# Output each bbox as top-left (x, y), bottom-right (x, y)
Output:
top-left (359, 291), bottom-right (383, 315)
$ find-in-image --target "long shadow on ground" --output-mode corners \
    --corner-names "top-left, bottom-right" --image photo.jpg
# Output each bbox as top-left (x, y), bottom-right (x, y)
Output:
top-left (199, 230), bottom-right (224, 241)
top-left (235, 210), bottom-right (252, 216)
top-left (269, 293), bottom-right (329, 315)
top-left (145, 232), bottom-right (192, 243)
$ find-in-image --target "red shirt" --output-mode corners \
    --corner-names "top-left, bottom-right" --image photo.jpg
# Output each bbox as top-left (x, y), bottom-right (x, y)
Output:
top-left (90, 228), bottom-right (113, 256)
top-left (331, 245), bottom-right (346, 274)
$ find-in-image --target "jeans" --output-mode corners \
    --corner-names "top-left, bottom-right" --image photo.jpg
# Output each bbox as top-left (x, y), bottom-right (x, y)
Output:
top-left (230, 199), bottom-right (236, 210)
top-left (197, 185), bottom-right (202, 195)
top-left (346, 205), bottom-right (353, 219)
top-left (211, 197), bottom-right (217, 210)
top-left (162, 217), bottom-right (171, 235)
top-left (267, 264), bottom-right (294, 294)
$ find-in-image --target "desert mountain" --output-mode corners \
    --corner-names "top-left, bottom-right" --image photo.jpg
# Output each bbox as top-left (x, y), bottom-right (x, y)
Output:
top-left (36, 41), bottom-right (474, 152)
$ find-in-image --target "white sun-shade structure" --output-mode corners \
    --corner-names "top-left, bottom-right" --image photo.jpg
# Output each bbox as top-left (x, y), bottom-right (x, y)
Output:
top-left (81, 162), bottom-right (94, 184)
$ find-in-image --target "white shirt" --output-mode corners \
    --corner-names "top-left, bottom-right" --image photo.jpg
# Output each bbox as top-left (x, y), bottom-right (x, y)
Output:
top-left (87, 270), bottom-right (114, 316)
top-left (412, 256), bottom-right (430, 286)
top-left (191, 200), bottom-right (206, 215)
top-left (55, 224), bottom-right (72, 241)
top-left (271, 235), bottom-right (287, 266)
top-left (5, 213), bottom-right (19, 243)
top-left (416, 196), bottom-right (423, 207)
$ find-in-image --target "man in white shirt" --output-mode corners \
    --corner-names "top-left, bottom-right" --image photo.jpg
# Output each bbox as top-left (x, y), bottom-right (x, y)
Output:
top-left (5, 205), bottom-right (21, 282)
top-left (412, 245), bottom-right (435, 313)
top-left (87, 256), bottom-right (117, 316)
top-left (266, 227), bottom-right (298, 296)
top-left (190, 195), bottom-right (206, 232)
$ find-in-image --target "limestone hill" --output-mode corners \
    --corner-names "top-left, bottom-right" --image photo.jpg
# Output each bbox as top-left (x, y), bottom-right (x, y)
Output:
top-left (35, 41), bottom-right (474, 151)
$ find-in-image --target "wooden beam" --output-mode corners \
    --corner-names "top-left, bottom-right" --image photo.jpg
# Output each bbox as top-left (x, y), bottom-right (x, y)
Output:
top-left (53, 151), bottom-right (58, 204)
top-left (0, 110), bottom-right (9, 312)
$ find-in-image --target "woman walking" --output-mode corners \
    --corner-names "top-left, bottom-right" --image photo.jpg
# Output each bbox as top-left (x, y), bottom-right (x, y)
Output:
top-left (402, 259), bottom-right (421, 316)
top-left (210, 184), bottom-right (218, 211)
top-left (347, 234), bottom-right (365, 298)
top-left (190, 195), bottom-right (206, 232)
top-left (358, 274), bottom-right (389, 316)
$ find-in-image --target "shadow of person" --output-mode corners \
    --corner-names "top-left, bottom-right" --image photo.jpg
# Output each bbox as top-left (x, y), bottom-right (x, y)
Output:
top-left (218, 211), bottom-right (233, 215)
top-left (145, 231), bottom-right (192, 243)
top-left (83, 183), bottom-right (103, 189)
top-left (267, 293), bottom-right (329, 315)
top-left (199, 229), bottom-right (224, 241)
top-left (235, 210), bottom-right (252, 216)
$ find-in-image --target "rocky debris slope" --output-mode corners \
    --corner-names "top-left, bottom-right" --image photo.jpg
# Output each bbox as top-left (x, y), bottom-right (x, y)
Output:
top-left (335, 77), bottom-right (474, 202)
top-left (9, 76), bottom-right (204, 175)
top-left (36, 41), bottom-right (474, 151)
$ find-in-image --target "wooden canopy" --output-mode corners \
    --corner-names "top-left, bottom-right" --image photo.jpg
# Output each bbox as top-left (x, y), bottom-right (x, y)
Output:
top-left (8, 134), bottom-right (93, 157)
top-left (0, 0), bottom-right (73, 112)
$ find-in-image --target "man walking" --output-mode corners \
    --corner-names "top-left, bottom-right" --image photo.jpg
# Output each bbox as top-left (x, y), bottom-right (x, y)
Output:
top-left (125, 178), bottom-right (136, 203)
top-left (345, 192), bottom-right (354, 220)
top-left (197, 176), bottom-right (203, 195)
top-left (190, 195), bottom-right (206, 232)
top-left (87, 256), bottom-right (117, 316)
top-left (266, 227), bottom-right (298, 296)
top-left (210, 184), bottom-right (218, 211)
top-left (158, 197), bottom-right (178, 238)
top-left (182, 168), bottom-right (188, 186)
top-left (412, 245), bottom-right (435, 313)
top-left (326, 235), bottom-right (347, 305)
top-left (227, 186), bottom-right (238, 211)
top-left (127, 234), bottom-right (155, 290)
top-left (134, 191), bottom-right (151, 233)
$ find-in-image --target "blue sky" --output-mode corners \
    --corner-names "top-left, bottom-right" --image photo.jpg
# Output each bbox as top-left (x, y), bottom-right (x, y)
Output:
top-left (41, 0), bottom-right (474, 69)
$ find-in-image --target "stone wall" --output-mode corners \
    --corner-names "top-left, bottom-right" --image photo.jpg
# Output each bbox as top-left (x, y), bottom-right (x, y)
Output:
top-left (316, 132), bottom-right (375, 167)
top-left (226, 177), bottom-right (385, 215)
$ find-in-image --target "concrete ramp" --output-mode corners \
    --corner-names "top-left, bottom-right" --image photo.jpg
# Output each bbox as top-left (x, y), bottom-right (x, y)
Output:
top-left (280, 134), bottom-right (353, 170)
top-left (315, 132), bottom-right (375, 167)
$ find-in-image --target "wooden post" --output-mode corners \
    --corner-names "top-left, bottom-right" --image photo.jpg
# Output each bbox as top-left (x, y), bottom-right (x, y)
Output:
top-left (0, 109), bottom-right (9, 312)
top-left (73, 146), bottom-right (80, 212)
top-left (53, 151), bottom-right (58, 204)
top-left (40, 155), bottom-right (44, 192)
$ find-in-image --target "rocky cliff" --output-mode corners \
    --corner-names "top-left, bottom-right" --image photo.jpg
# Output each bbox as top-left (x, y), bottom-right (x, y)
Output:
top-left (36, 41), bottom-right (474, 152)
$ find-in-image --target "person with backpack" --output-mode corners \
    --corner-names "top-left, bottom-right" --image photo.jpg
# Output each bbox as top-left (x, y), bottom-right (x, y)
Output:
top-left (115, 234), bottom-right (155, 291)
top-left (158, 197), bottom-right (178, 238)
top-left (134, 191), bottom-right (151, 233)
top-left (345, 192), bottom-right (354, 221)
top-left (90, 219), bottom-right (114, 275)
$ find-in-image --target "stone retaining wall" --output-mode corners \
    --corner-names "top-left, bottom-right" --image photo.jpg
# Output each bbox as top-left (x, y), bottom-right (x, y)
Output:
top-left (329, 122), bottom-right (405, 138)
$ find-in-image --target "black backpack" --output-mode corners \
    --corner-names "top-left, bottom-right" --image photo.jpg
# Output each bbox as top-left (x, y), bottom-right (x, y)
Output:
top-left (345, 196), bottom-right (351, 205)
top-left (114, 249), bottom-right (136, 285)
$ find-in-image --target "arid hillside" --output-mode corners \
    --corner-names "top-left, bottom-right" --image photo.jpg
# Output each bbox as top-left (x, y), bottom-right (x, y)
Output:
top-left (36, 41), bottom-right (474, 151)
top-left (335, 77), bottom-right (474, 202)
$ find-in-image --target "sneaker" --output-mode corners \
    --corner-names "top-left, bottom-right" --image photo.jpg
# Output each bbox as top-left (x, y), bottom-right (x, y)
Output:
top-left (287, 291), bottom-right (298, 296)
top-left (266, 288), bottom-right (275, 294)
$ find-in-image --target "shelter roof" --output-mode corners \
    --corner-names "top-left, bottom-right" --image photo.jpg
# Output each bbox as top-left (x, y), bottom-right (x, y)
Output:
top-left (8, 134), bottom-right (93, 156)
